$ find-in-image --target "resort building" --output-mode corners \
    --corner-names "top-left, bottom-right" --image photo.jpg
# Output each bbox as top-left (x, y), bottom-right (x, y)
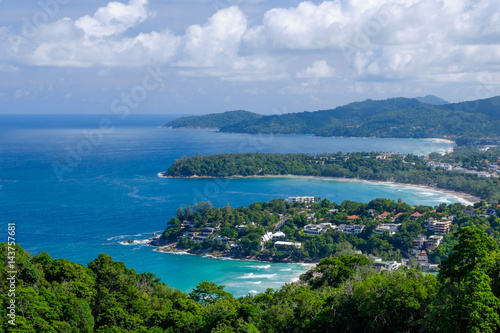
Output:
top-left (412, 235), bottom-right (444, 253)
top-left (274, 241), bottom-right (302, 253)
top-left (287, 196), bottom-right (316, 204)
top-left (413, 236), bottom-right (426, 249)
top-left (374, 223), bottom-right (401, 236)
top-left (271, 231), bottom-right (286, 241)
top-left (426, 235), bottom-right (443, 250)
top-left (338, 224), bottom-right (365, 234)
top-left (303, 223), bottom-right (334, 235)
top-left (425, 218), bottom-right (452, 234)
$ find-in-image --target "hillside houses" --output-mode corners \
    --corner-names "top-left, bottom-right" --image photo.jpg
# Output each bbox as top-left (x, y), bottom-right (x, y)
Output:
top-left (375, 223), bottom-right (401, 235)
top-left (338, 224), bottom-right (365, 234)
top-left (412, 235), bottom-right (443, 253)
top-left (161, 195), bottom-right (500, 273)
top-left (410, 212), bottom-right (425, 220)
top-left (425, 218), bottom-right (452, 234)
top-left (303, 223), bottom-right (333, 235)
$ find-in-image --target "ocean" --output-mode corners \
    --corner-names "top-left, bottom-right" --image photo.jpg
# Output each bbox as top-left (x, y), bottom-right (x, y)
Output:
top-left (0, 114), bottom-right (456, 296)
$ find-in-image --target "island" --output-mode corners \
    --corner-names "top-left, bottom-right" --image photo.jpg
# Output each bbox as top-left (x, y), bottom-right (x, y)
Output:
top-left (163, 96), bottom-right (500, 144)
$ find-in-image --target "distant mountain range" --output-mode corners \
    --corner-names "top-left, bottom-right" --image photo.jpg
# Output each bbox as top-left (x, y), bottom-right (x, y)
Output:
top-left (164, 96), bottom-right (500, 143)
top-left (414, 95), bottom-right (449, 105)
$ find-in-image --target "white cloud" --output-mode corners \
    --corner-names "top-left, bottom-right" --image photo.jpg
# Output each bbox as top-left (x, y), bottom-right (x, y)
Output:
top-left (1, 0), bottom-right (500, 88)
top-left (297, 60), bottom-right (335, 78)
top-left (75, 0), bottom-right (153, 38)
top-left (179, 6), bottom-right (247, 67)
top-left (259, 1), bottom-right (345, 49)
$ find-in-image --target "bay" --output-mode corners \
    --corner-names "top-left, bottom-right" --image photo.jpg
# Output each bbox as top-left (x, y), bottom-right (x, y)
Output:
top-left (0, 114), bottom-right (455, 296)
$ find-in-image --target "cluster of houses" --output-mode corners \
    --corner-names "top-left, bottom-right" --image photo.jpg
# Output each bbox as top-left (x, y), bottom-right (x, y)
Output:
top-left (426, 159), bottom-right (500, 178)
top-left (173, 198), bottom-right (499, 270)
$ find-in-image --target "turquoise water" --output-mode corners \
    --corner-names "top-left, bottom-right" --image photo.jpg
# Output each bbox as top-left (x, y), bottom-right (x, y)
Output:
top-left (0, 114), bottom-right (455, 296)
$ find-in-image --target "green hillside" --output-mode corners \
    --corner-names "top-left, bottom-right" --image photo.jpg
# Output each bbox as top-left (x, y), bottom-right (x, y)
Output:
top-left (219, 96), bottom-right (500, 140)
top-left (164, 110), bottom-right (263, 128)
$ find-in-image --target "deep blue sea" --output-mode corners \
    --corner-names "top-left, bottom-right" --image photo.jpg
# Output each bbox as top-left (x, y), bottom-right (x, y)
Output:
top-left (0, 114), bottom-right (457, 296)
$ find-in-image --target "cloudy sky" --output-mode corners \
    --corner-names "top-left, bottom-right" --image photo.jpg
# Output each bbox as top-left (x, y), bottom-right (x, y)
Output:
top-left (1, 0), bottom-right (499, 114)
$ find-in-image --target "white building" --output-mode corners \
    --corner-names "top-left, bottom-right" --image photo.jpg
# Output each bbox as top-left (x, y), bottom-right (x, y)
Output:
top-left (374, 261), bottom-right (401, 272)
top-left (338, 224), bottom-right (365, 234)
top-left (303, 223), bottom-right (334, 235)
top-left (286, 196), bottom-right (316, 204)
top-left (274, 241), bottom-right (302, 253)
top-left (271, 231), bottom-right (286, 241)
top-left (374, 223), bottom-right (401, 236)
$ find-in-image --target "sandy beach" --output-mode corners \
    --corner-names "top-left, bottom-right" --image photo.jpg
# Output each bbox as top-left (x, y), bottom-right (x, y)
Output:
top-left (240, 174), bottom-right (480, 205)
top-left (426, 138), bottom-right (456, 145)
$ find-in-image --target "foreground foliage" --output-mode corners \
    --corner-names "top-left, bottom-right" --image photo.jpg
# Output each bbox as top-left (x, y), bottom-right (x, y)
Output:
top-left (3, 226), bottom-right (500, 332)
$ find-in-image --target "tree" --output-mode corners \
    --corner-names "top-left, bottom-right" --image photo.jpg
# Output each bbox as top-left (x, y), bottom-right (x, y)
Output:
top-left (300, 254), bottom-right (370, 289)
top-left (430, 226), bottom-right (500, 332)
top-left (188, 281), bottom-right (233, 305)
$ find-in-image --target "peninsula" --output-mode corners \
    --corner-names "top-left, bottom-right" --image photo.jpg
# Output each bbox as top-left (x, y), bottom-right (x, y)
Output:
top-left (162, 147), bottom-right (500, 203)
top-left (164, 96), bottom-right (500, 144)
top-left (151, 197), bottom-right (500, 271)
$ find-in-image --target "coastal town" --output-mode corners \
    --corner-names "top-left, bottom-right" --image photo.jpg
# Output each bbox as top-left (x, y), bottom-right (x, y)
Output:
top-left (152, 196), bottom-right (500, 273)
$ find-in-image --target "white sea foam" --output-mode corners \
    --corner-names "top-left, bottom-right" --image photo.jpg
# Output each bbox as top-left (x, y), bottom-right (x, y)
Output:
top-left (248, 264), bottom-right (270, 269)
top-left (280, 268), bottom-right (292, 271)
top-left (299, 263), bottom-right (315, 267)
top-left (248, 290), bottom-right (258, 294)
top-left (238, 273), bottom-right (277, 279)
top-left (108, 233), bottom-right (142, 241)
top-left (417, 191), bottom-right (437, 197)
top-left (246, 281), bottom-right (262, 285)
top-left (203, 255), bottom-right (216, 259)
top-left (118, 239), bottom-right (151, 246)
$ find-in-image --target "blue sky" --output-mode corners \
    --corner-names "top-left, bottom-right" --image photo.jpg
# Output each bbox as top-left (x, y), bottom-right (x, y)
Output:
top-left (1, 0), bottom-right (499, 114)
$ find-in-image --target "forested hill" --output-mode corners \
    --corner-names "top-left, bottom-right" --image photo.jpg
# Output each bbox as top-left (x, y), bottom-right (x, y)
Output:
top-left (164, 110), bottom-right (263, 128)
top-left (163, 96), bottom-right (500, 141)
top-left (219, 96), bottom-right (500, 140)
top-left (165, 152), bottom-right (500, 202)
top-left (5, 226), bottom-right (500, 331)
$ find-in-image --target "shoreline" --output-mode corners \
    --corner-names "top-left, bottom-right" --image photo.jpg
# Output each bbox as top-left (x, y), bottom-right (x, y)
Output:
top-left (162, 174), bottom-right (480, 205)
top-left (162, 127), bottom-right (458, 146)
top-left (150, 241), bottom-right (319, 265)
top-left (148, 240), bottom-right (319, 266)
top-left (425, 138), bottom-right (456, 145)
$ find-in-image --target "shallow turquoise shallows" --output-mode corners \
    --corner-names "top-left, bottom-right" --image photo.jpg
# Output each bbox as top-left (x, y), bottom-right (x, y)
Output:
top-left (0, 114), bottom-right (456, 296)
